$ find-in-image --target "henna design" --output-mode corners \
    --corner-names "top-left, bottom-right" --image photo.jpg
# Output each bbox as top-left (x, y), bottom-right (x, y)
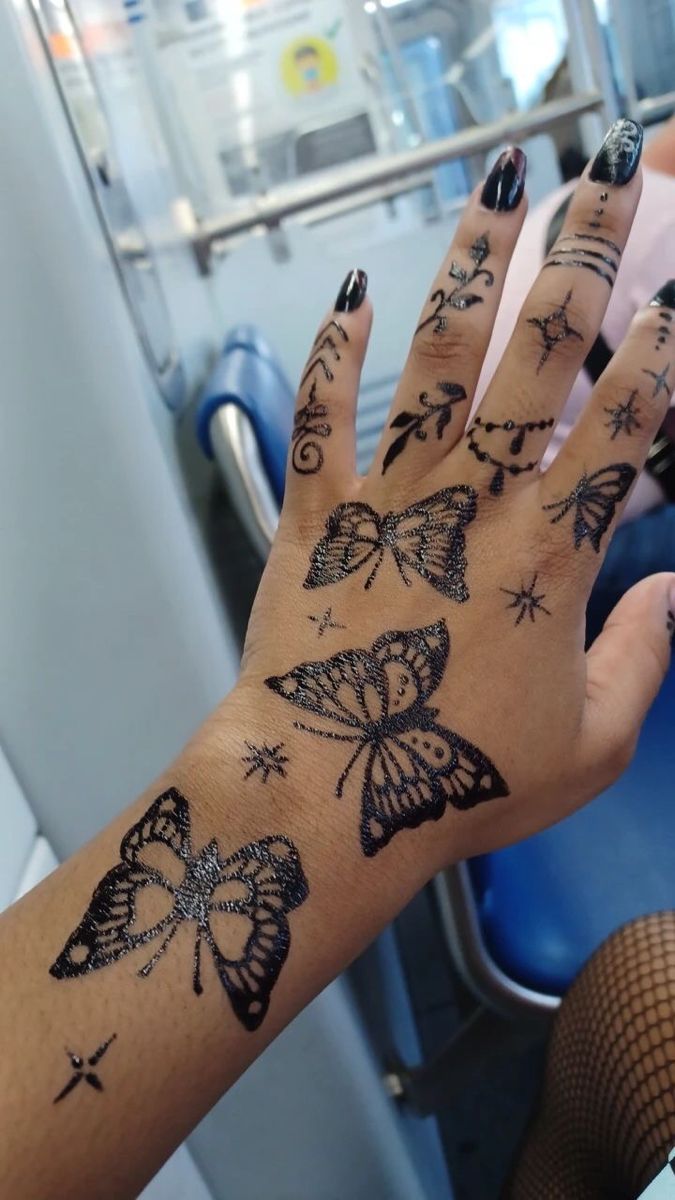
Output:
top-left (304, 487), bottom-right (477, 601)
top-left (265, 622), bottom-right (509, 856)
top-left (643, 363), bottom-right (672, 400)
top-left (53, 1035), bottom-right (117, 1103)
top-left (49, 789), bottom-right (308, 1032)
top-left (291, 380), bottom-right (331, 475)
top-left (500, 574), bottom-right (551, 626)
top-left (308, 607), bottom-right (345, 637)
top-left (300, 321), bottom-right (348, 388)
top-left (557, 233), bottom-right (622, 256)
top-left (382, 382), bottom-right (467, 474)
top-left (466, 415), bottom-right (554, 495)
top-left (543, 228), bottom-right (621, 286)
top-left (416, 234), bottom-right (494, 335)
top-left (543, 463), bottom-right (636, 551)
top-left (527, 290), bottom-right (584, 371)
top-left (604, 390), bottom-right (642, 439)
top-left (242, 742), bottom-right (288, 783)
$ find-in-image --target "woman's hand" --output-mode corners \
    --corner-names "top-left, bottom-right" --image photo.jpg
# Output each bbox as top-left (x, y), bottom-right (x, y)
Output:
top-left (237, 121), bottom-right (675, 870)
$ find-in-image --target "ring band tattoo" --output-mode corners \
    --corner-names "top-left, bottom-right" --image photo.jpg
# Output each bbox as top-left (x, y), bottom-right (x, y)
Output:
top-left (416, 234), bottom-right (494, 335)
top-left (265, 622), bottom-right (509, 857)
top-left (467, 416), bottom-right (554, 495)
top-left (304, 487), bottom-right (477, 601)
top-left (543, 234), bottom-right (621, 289)
top-left (543, 463), bottom-right (636, 551)
top-left (50, 789), bottom-right (309, 1032)
top-left (382, 382), bottom-right (467, 474)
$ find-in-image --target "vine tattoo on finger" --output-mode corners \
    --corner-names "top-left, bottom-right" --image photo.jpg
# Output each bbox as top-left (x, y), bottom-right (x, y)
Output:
top-left (416, 234), bottom-right (494, 335)
top-left (466, 416), bottom-right (554, 495)
top-left (543, 463), bottom-right (636, 551)
top-left (265, 621), bottom-right (509, 856)
top-left (382, 382), bottom-right (467, 474)
top-left (293, 319), bottom-right (349, 476)
top-left (50, 789), bottom-right (309, 1032)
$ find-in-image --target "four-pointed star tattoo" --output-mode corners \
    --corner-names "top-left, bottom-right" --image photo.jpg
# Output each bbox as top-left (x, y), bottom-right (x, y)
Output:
top-left (643, 362), bottom-right (671, 399)
top-left (53, 1034), bottom-right (117, 1103)
top-left (527, 290), bottom-right (583, 372)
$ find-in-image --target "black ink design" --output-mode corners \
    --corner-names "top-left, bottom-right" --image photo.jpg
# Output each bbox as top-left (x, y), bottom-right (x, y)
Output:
top-left (589, 118), bottom-right (643, 187)
top-left (300, 320), bottom-right (348, 389)
top-left (50, 790), bottom-right (308, 1032)
top-left (501, 574), bottom-right (551, 626)
top-left (643, 363), bottom-right (672, 400)
top-left (543, 463), bottom-right (636, 551)
top-left (557, 232), bottom-right (622, 256)
top-left (265, 622), bottom-right (509, 856)
top-left (543, 257), bottom-right (616, 287)
top-left (416, 234), bottom-right (494, 335)
top-left (292, 380), bottom-right (331, 475)
top-left (527, 290), bottom-right (584, 371)
top-left (590, 189), bottom-right (609, 225)
top-left (242, 742), bottom-right (288, 783)
top-left (604, 390), bottom-right (642, 439)
top-left (308, 607), bottom-right (345, 637)
top-left (304, 487), bottom-right (477, 602)
top-left (382, 382), bottom-right (467, 474)
top-left (53, 1034), bottom-right (116, 1103)
top-left (466, 416), bottom-right (554, 495)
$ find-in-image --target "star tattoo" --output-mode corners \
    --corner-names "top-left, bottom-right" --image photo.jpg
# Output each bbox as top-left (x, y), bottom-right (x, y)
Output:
top-left (53, 1034), bottom-right (117, 1103)
top-left (527, 289), bottom-right (583, 372)
top-left (242, 741), bottom-right (288, 783)
top-left (500, 574), bottom-right (551, 626)
top-left (308, 607), bottom-right (346, 637)
top-left (604, 390), bottom-right (642, 440)
top-left (643, 362), bottom-right (672, 400)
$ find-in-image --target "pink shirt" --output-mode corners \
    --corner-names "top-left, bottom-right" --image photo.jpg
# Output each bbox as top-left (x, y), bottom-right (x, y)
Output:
top-left (475, 166), bottom-right (675, 521)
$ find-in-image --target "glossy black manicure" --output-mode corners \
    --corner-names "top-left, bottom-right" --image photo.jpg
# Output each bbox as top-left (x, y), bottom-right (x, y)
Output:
top-left (335, 269), bottom-right (368, 313)
top-left (481, 147), bottom-right (527, 212)
top-left (589, 118), bottom-right (643, 185)
top-left (650, 280), bottom-right (675, 311)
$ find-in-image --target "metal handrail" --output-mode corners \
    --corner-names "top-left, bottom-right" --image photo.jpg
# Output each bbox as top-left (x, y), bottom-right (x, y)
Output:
top-left (194, 91), bottom-right (604, 272)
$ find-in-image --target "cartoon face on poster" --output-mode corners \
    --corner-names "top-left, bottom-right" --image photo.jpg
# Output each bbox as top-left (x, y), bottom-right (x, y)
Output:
top-left (280, 33), bottom-right (339, 96)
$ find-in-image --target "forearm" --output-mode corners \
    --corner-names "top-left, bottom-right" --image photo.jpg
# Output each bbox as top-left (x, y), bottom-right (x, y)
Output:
top-left (0, 689), bottom-right (430, 1200)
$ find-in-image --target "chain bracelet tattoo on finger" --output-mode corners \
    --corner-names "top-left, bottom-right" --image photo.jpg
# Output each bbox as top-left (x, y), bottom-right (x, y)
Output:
top-left (466, 416), bottom-right (554, 495)
top-left (265, 621), bottom-right (508, 857)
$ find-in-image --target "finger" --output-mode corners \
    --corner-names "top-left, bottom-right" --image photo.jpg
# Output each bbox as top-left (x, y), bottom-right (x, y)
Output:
top-left (373, 148), bottom-right (528, 480)
top-left (577, 573), bottom-right (675, 792)
top-left (286, 269), bottom-right (371, 495)
top-left (540, 284), bottom-right (675, 567)
top-left (463, 120), bottom-right (644, 497)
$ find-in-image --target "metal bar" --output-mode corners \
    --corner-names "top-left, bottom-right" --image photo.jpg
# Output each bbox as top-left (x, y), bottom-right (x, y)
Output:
top-left (637, 91), bottom-right (675, 122)
top-left (195, 91), bottom-right (604, 257)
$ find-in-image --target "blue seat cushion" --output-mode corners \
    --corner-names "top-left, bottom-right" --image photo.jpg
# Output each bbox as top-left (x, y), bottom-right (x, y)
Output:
top-left (196, 326), bottom-right (293, 505)
top-left (470, 662), bottom-right (675, 995)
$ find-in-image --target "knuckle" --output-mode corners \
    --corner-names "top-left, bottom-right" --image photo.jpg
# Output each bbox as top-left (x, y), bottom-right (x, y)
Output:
top-left (410, 321), bottom-right (481, 373)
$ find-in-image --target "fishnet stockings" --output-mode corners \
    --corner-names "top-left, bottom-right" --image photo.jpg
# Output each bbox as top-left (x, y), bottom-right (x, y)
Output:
top-left (507, 913), bottom-right (675, 1200)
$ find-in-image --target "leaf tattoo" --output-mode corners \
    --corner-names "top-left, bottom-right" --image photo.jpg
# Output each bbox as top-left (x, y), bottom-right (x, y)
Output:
top-left (382, 382), bottom-right (467, 474)
top-left (416, 234), bottom-right (495, 335)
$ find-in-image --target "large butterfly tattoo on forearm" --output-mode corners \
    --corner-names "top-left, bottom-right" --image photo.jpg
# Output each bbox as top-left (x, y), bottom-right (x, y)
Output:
top-left (304, 487), bottom-right (477, 602)
top-left (49, 789), bottom-right (309, 1032)
top-left (266, 622), bottom-right (508, 857)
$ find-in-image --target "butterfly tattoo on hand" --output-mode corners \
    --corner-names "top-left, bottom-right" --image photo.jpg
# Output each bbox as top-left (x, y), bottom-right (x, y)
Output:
top-left (304, 487), bottom-right (477, 602)
top-left (266, 622), bottom-right (508, 857)
top-left (50, 789), bottom-right (309, 1032)
top-left (543, 463), bottom-right (636, 551)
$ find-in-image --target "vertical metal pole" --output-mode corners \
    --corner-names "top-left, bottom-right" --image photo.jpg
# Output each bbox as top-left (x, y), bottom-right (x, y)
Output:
top-left (562, 0), bottom-right (617, 155)
top-left (607, 0), bottom-right (640, 119)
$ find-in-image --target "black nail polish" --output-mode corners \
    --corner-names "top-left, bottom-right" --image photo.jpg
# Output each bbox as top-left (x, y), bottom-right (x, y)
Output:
top-left (589, 118), bottom-right (643, 185)
top-left (334, 269), bottom-right (368, 313)
top-left (650, 280), bottom-right (675, 310)
top-left (480, 147), bottom-right (527, 212)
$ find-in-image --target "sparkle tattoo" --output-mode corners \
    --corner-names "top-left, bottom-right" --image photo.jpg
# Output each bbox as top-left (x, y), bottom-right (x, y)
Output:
top-left (501, 574), bottom-right (551, 626)
top-left (242, 742), bottom-right (288, 783)
top-left (291, 380), bottom-right (331, 475)
top-left (604, 390), bottom-right (642, 440)
top-left (543, 463), bottom-right (636, 552)
top-left (466, 416), bottom-right (554, 495)
top-left (50, 789), bottom-right (309, 1032)
top-left (53, 1035), bottom-right (117, 1103)
top-left (265, 622), bottom-right (509, 856)
top-left (416, 234), bottom-right (494, 335)
top-left (527, 290), bottom-right (584, 371)
top-left (382, 382), bottom-right (466, 474)
top-left (304, 487), bottom-right (477, 601)
top-left (643, 363), bottom-right (672, 400)
top-left (308, 607), bottom-right (345, 637)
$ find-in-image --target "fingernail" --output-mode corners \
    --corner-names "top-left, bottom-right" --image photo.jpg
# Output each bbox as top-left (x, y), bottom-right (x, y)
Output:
top-left (650, 280), bottom-right (675, 311)
top-left (334, 269), bottom-right (368, 313)
top-left (589, 118), bottom-right (643, 185)
top-left (480, 147), bottom-right (527, 212)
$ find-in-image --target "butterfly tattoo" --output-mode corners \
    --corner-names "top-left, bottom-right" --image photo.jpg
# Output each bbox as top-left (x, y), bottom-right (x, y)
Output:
top-left (265, 622), bottom-right (508, 857)
top-left (49, 789), bottom-right (309, 1032)
top-left (543, 463), bottom-right (636, 551)
top-left (304, 487), bottom-right (477, 602)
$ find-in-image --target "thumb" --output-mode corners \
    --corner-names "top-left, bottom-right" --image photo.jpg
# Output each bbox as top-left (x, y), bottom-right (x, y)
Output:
top-left (580, 572), bottom-right (675, 785)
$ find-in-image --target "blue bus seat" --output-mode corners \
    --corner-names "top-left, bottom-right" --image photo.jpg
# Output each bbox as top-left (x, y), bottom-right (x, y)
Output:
top-left (470, 660), bottom-right (675, 996)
